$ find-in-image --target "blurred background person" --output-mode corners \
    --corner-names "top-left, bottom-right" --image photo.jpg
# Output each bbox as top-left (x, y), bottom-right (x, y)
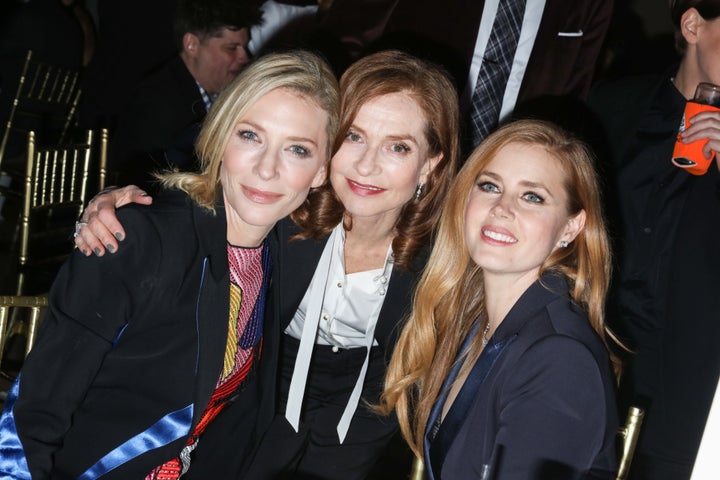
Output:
top-left (588, 1), bottom-right (720, 479)
top-left (107, 0), bottom-right (262, 192)
top-left (308, 0), bottom-right (612, 153)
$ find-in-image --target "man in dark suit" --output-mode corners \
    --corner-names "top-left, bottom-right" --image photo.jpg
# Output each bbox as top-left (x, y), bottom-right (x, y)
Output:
top-left (109, 0), bottom-right (262, 191)
top-left (588, 1), bottom-right (720, 478)
top-left (312, 0), bottom-right (612, 149)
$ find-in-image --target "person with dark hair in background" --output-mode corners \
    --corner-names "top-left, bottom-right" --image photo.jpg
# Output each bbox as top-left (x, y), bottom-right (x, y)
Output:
top-left (108, 0), bottom-right (263, 192)
top-left (588, 1), bottom-right (720, 478)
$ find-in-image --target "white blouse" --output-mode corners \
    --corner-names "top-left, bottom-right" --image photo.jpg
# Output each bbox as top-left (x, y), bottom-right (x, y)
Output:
top-left (284, 224), bottom-right (393, 348)
top-left (284, 224), bottom-right (394, 442)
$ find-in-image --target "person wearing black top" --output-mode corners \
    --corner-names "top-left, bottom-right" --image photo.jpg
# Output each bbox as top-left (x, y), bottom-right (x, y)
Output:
top-left (588, 1), bottom-right (720, 478)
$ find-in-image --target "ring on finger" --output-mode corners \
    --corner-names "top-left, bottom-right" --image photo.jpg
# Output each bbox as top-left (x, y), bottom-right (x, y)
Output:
top-left (74, 220), bottom-right (88, 239)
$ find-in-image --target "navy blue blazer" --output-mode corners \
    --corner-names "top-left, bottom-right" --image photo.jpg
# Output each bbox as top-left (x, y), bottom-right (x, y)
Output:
top-left (426, 273), bottom-right (619, 480)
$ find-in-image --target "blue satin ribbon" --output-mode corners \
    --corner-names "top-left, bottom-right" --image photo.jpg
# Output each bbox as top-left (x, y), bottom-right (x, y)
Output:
top-left (0, 376), bottom-right (31, 479)
top-left (78, 404), bottom-right (194, 480)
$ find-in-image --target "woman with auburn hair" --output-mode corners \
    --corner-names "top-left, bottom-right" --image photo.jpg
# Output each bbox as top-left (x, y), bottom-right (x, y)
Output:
top-left (72, 49), bottom-right (460, 478)
top-left (0, 50), bottom-right (339, 479)
top-left (380, 119), bottom-right (619, 479)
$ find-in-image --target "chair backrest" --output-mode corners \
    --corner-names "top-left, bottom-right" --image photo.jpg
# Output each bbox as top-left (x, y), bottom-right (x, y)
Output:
top-left (410, 456), bottom-right (424, 480)
top-left (0, 295), bottom-right (47, 380)
top-left (0, 50), bottom-right (83, 169)
top-left (98, 127), bottom-right (109, 192)
top-left (14, 130), bottom-right (94, 294)
top-left (617, 406), bottom-right (645, 480)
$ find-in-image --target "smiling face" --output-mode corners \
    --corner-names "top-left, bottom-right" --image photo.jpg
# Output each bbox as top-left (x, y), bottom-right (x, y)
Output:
top-left (463, 143), bottom-right (585, 286)
top-left (220, 88), bottom-right (329, 246)
top-left (329, 92), bottom-right (441, 231)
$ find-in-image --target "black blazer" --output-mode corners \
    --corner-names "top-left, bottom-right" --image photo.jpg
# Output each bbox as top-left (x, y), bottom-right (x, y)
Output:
top-left (0, 190), bottom-right (277, 479)
top-left (318, 0), bottom-right (612, 102)
top-left (109, 55), bottom-right (206, 190)
top-left (427, 274), bottom-right (619, 480)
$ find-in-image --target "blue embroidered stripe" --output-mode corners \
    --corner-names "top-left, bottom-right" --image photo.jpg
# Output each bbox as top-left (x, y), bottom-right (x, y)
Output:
top-left (78, 404), bottom-right (194, 480)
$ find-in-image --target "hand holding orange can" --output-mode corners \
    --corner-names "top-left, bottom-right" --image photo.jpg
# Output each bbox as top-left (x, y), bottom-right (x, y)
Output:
top-left (672, 82), bottom-right (720, 175)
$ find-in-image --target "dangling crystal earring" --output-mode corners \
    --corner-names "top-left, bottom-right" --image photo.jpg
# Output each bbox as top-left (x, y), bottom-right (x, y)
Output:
top-left (415, 183), bottom-right (424, 200)
top-left (559, 240), bottom-right (569, 248)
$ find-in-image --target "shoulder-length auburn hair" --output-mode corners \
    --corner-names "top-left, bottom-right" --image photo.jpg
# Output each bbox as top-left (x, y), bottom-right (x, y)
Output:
top-left (379, 119), bottom-right (615, 456)
top-left (291, 50), bottom-right (460, 271)
top-left (158, 50), bottom-right (340, 211)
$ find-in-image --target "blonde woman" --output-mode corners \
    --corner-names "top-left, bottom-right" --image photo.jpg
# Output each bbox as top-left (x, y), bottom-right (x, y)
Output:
top-left (381, 120), bottom-right (619, 479)
top-left (0, 51), bottom-right (338, 479)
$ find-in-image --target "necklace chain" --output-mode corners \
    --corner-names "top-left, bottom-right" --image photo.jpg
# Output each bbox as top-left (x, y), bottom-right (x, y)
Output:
top-left (481, 322), bottom-right (491, 346)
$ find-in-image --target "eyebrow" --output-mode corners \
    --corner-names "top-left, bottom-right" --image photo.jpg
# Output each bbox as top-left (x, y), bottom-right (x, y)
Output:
top-left (348, 124), bottom-right (420, 144)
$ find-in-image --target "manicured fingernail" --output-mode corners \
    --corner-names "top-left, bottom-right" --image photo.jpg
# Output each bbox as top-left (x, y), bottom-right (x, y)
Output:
top-left (114, 232), bottom-right (124, 241)
top-left (106, 244), bottom-right (115, 254)
top-left (93, 247), bottom-right (102, 256)
top-left (81, 249), bottom-right (90, 257)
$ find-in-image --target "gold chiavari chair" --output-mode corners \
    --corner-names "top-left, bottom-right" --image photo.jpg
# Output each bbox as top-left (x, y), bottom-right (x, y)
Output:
top-left (0, 50), bottom-right (83, 170)
top-left (13, 130), bottom-right (94, 295)
top-left (97, 127), bottom-right (109, 192)
top-left (0, 295), bottom-right (47, 383)
top-left (410, 456), bottom-right (424, 480)
top-left (616, 406), bottom-right (645, 480)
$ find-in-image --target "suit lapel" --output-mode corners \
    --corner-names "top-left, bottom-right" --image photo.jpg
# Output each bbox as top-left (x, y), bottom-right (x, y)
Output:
top-left (191, 199), bottom-right (230, 427)
top-left (275, 218), bottom-right (328, 330)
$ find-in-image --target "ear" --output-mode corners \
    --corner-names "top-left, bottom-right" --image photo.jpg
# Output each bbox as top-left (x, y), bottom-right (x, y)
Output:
top-left (310, 163), bottom-right (328, 189)
top-left (419, 151), bottom-right (443, 185)
top-left (560, 209), bottom-right (586, 246)
top-left (183, 33), bottom-right (200, 56)
top-left (680, 8), bottom-right (704, 46)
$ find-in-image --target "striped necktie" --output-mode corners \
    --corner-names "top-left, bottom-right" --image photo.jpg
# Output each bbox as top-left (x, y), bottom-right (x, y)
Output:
top-left (468, 0), bottom-right (527, 148)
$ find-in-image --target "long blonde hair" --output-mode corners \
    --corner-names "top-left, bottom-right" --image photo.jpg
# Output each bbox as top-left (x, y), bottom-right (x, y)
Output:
top-left (158, 50), bottom-right (340, 211)
top-left (379, 119), bottom-right (614, 456)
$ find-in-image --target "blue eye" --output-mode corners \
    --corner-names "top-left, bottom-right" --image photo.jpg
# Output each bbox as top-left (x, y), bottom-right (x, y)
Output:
top-left (390, 143), bottom-right (410, 153)
top-left (239, 130), bottom-right (258, 141)
top-left (478, 181), bottom-right (500, 193)
top-left (289, 145), bottom-right (310, 157)
top-left (346, 132), bottom-right (362, 142)
top-left (523, 192), bottom-right (544, 203)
